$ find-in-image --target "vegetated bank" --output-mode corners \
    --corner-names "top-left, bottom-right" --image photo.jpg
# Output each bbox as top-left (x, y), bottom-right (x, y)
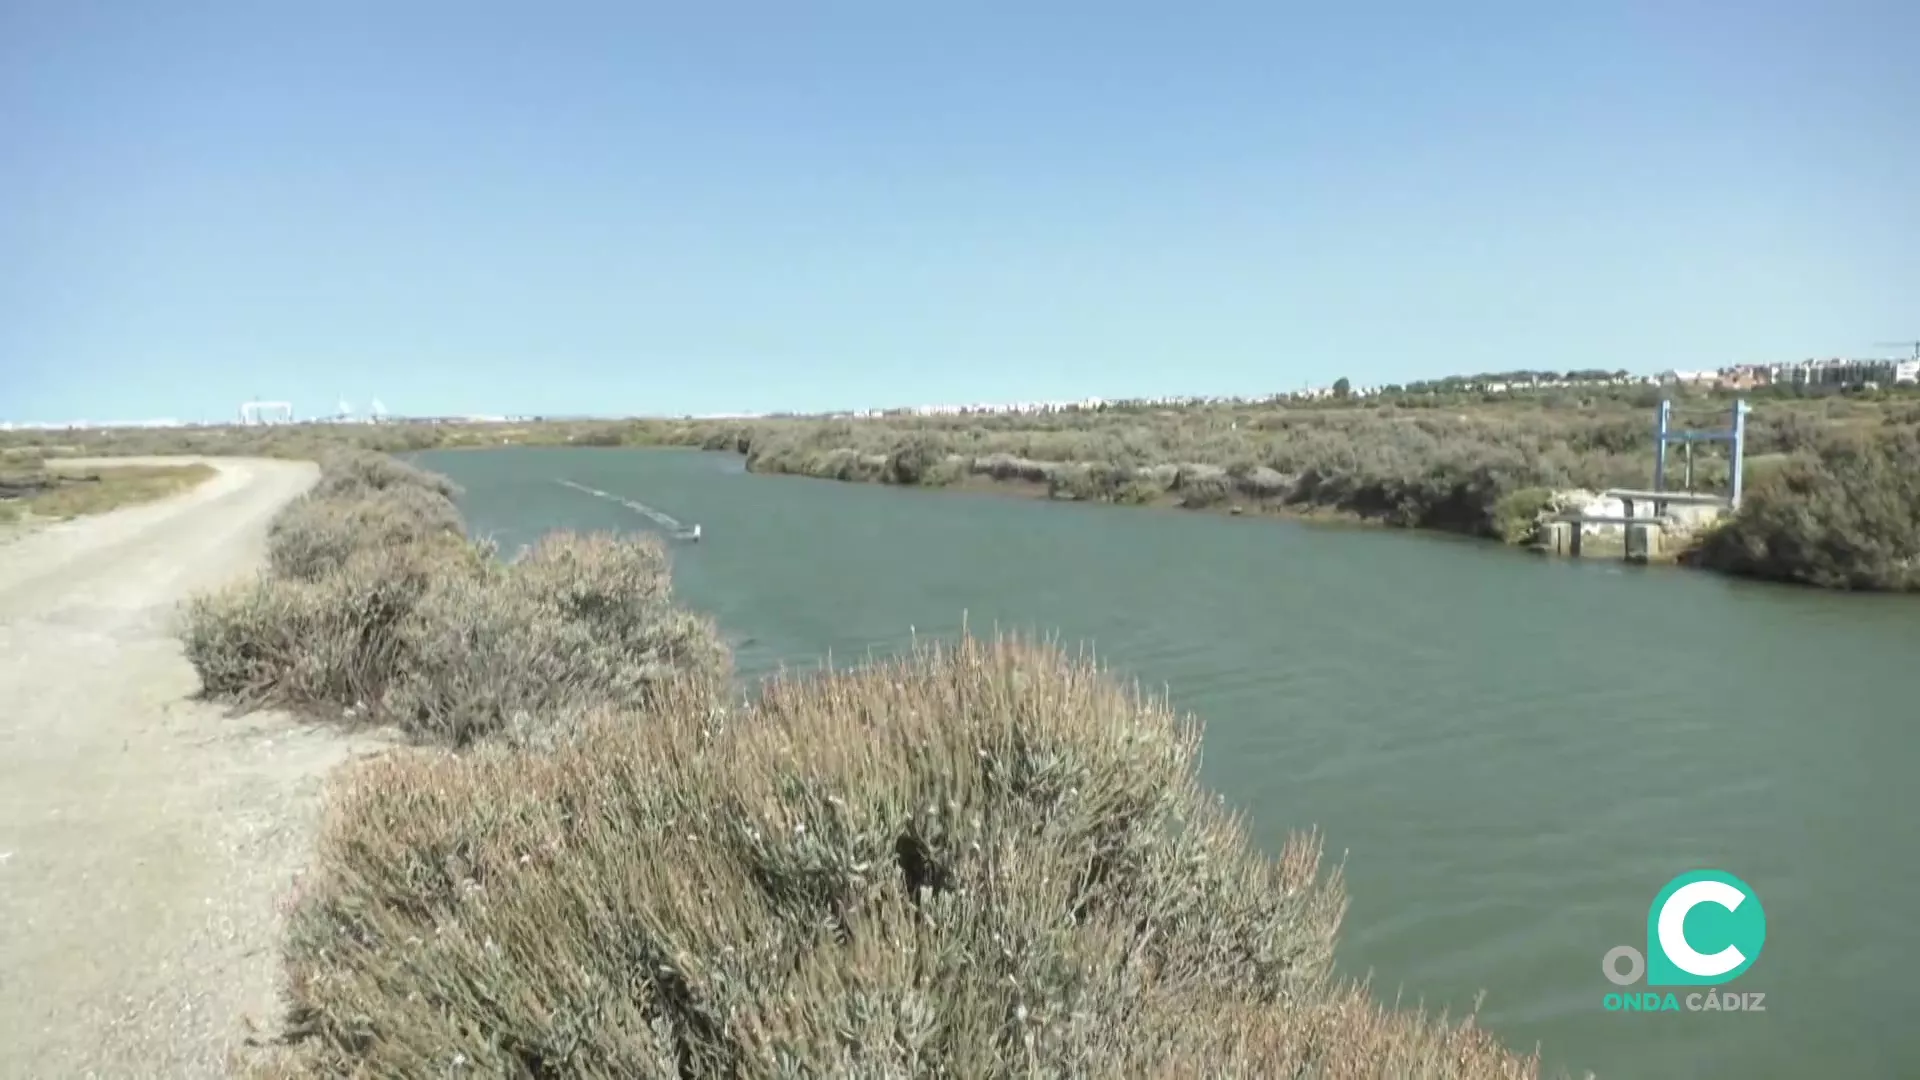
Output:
top-left (16, 380), bottom-right (1918, 591)
top-left (180, 451), bottom-right (1546, 1077)
top-left (1681, 427), bottom-right (1920, 591)
top-left (696, 386), bottom-right (1920, 593)
top-left (710, 386), bottom-right (1920, 593)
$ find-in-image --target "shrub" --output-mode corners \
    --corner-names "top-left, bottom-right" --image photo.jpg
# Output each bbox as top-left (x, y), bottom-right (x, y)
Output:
top-left (264, 636), bottom-right (1539, 1078)
top-left (1048, 462), bottom-right (1137, 502)
top-left (267, 484), bottom-right (468, 581)
top-left (921, 453), bottom-right (971, 487)
top-left (309, 449), bottom-right (459, 502)
top-left (184, 456), bottom-right (727, 744)
top-left (384, 532), bottom-right (730, 746)
top-left (1491, 486), bottom-right (1555, 545)
top-left (182, 542), bottom-right (457, 710)
top-left (883, 434), bottom-right (946, 485)
top-left (1688, 431), bottom-right (1920, 590)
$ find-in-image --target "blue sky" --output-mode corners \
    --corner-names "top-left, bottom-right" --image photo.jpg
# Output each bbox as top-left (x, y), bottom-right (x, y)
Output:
top-left (3, 2), bottom-right (1915, 423)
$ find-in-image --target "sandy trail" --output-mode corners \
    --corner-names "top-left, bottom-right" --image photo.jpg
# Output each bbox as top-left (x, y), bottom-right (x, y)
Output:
top-left (0, 458), bottom-right (373, 1078)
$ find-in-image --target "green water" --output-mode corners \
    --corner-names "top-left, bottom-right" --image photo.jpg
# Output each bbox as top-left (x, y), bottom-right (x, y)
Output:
top-left (421, 446), bottom-right (1920, 1079)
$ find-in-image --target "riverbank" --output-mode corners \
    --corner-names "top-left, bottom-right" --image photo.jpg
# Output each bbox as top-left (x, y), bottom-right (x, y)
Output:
top-left (176, 451), bottom-right (1546, 1077)
top-left (704, 396), bottom-right (1920, 591)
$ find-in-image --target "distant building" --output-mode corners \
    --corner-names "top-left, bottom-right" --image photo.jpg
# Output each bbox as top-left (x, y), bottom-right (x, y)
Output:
top-left (1772, 357), bottom-right (1901, 388)
top-left (1705, 356), bottom-right (1914, 391)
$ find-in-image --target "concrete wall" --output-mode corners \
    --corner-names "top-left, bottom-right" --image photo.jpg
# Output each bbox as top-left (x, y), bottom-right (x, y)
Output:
top-left (1553, 491), bottom-right (1626, 535)
top-left (1548, 489), bottom-right (1728, 538)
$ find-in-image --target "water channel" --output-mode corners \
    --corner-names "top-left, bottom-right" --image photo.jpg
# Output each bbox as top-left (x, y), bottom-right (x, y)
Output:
top-left (420, 446), bottom-right (1920, 1079)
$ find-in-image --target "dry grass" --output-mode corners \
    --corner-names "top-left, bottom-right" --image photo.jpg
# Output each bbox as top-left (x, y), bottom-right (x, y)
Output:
top-left (0, 462), bottom-right (216, 522)
top-left (258, 635), bottom-right (1542, 1079)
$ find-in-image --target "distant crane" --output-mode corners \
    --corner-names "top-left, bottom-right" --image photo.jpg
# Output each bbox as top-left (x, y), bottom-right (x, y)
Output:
top-left (1873, 340), bottom-right (1920, 361)
top-left (338, 397), bottom-right (355, 422)
top-left (370, 397), bottom-right (388, 423)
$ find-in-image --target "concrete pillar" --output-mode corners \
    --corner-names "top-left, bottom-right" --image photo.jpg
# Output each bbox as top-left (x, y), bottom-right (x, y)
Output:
top-left (1626, 522), bottom-right (1661, 562)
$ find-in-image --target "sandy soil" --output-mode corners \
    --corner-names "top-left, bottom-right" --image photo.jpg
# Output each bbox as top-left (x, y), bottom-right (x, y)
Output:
top-left (0, 458), bottom-right (379, 1078)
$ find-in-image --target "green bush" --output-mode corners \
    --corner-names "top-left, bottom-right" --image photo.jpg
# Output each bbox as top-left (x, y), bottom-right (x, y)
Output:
top-left (883, 434), bottom-right (946, 485)
top-left (263, 636), bottom-right (1539, 1078)
top-left (1491, 487), bottom-right (1555, 545)
top-left (1689, 431), bottom-right (1920, 590)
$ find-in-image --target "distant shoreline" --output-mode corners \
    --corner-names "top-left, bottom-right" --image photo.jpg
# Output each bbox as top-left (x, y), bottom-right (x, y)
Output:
top-left (11, 386), bottom-right (1919, 592)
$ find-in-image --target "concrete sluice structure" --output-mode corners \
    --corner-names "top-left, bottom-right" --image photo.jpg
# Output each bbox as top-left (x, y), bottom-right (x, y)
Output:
top-left (1537, 398), bottom-right (1748, 564)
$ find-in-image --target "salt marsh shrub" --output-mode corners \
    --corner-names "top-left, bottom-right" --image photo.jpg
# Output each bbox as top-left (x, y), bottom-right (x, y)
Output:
top-left (309, 449), bottom-right (460, 501)
top-left (267, 483), bottom-right (467, 581)
top-left (263, 636), bottom-right (1540, 1079)
top-left (384, 532), bottom-right (730, 745)
top-left (184, 456), bottom-right (725, 744)
top-left (1689, 431), bottom-right (1920, 590)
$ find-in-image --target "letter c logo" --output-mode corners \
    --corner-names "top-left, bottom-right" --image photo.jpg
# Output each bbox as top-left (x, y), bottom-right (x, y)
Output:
top-left (1658, 879), bottom-right (1747, 977)
top-left (1645, 870), bottom-right (1765, 986)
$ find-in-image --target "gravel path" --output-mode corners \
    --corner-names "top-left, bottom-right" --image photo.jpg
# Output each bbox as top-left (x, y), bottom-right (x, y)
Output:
top-left (0, 458), bottom-right (378, 1078)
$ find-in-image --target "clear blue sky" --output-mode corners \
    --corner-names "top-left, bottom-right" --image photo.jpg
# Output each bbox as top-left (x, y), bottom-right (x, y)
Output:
top-left (3, 2), bottom-right (1915, 423)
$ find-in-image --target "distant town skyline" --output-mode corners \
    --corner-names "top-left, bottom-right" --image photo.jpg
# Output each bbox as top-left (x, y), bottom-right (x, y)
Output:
top-left (7, 350), bottom-right (1918, 432)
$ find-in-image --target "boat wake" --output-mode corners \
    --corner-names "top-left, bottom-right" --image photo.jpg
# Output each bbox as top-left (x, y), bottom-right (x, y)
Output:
top-left (556, 479), bottom-right (702, 541)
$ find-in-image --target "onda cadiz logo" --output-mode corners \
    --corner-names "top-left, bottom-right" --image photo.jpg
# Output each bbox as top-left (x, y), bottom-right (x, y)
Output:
top-left (1601, 869), bottom-right (1768, 1013)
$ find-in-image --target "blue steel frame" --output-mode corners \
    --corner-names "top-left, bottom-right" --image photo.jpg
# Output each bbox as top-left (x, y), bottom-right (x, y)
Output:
top-left (1653, 398), bottom-right (1749, 509)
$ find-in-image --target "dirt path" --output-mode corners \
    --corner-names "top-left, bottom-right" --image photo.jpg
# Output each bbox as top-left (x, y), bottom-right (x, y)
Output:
top-left (0, 458), bottom-right (375, 1078)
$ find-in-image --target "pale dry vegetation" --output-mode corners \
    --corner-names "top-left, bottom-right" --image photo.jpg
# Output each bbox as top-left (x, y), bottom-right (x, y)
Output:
top-left (0, 459), bottom-right (215, 522)
top-left (259, 637), bottom-right (1540, 1079)
top-left (181, 451), bottom-right (727, 746)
